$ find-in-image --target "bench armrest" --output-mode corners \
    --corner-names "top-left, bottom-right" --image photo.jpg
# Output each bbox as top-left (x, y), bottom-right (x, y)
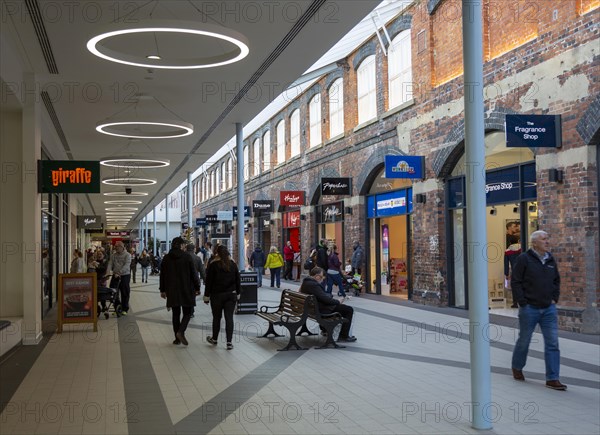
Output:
top-left (258, 305), bottom-right (280, 313)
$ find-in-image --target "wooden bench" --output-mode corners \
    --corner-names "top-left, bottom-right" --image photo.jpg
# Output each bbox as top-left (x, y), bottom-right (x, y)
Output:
top-left (256, 290), bottom-right (313, 351)
top-left (256, 289), bottom-right (348, 350)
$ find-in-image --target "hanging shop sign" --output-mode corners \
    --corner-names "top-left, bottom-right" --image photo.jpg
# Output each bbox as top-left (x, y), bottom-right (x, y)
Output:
top-left (321, 178), bottom-right (352, 196)
top-left (280, 191), bottom-right (304, 207)
top-left (217, 210), bottom-right (233, 221)
top-left (57, 273), bottom-right (97, 333)
top-left (182, 222), bottom-right (189, 230)
top-left (282, 210), bottom-right (301, 228)
top-left (106, 230), bottom-right (130, 237)
top-left (233, 206), bottom-right (251, 218)
top-left (196, 217), bottom-right (206, 226)
top-left (252, 200), bottom-right (274, 214)
top-left (77, 215), bottom-right (102, 229)
top-left (505, 114), bottom-right (562, 148)
top-left (205, 214), bottom-right (218, 223)
top-left (384, 155), bottom-right (425, 179)
top-left (316, 202), bottom-right (344, 223)
top-left (367, 188), bottom-right (413, 218)
top-left (38, 160), bottom-right (101, 193)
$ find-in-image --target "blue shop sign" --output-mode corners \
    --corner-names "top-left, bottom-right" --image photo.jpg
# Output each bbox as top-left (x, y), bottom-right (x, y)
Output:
top-left (196, 218), bottom-right (206, 226)
top-left (385, 155), bottom-right (425, 179)
top-left (505, 114), bottom-right (562, 148)
top-left (368, 188), bottom-right (413, 218)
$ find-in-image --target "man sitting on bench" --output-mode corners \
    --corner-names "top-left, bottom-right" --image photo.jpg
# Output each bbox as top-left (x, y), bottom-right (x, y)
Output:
top-left (300, 267), bottom-right (357, 342)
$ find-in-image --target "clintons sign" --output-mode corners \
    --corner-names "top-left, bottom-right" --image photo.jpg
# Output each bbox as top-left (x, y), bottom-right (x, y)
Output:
top-left (280, 191), bottom-right (304, 207)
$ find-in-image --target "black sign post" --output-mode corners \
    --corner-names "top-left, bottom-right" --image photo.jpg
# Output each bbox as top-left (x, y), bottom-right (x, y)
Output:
top-left (237, 271), bottom-right (258, 314)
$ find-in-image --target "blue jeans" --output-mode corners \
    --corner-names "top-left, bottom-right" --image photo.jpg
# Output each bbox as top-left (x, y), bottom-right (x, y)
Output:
top-left (255, 266), bottom-right (264, 287)
top-left (269, 267), bottom-right (281, 288)
top-left (512, 304), bottom-right (560, 380)
top-left (326, 272), bottom-right (345, 296)
top-left (141, 266), bottom-right (149, 282)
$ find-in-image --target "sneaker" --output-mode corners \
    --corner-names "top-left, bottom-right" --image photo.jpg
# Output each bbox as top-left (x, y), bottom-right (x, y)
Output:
top-left (512, 368), bottom-right (525, 381)
top-left (173, 339), bottom-right (181, 345)
top-left (121, 311), bottom-right (128, 316)
top-left (226, 342), bottom-right (234, 350)
top-left (546, 380), bottom-right (567, 390)
top-left (338, 336), bottom-right (357, 342)
top-left (176, 332), bottom-right (188, 346)
top-left (207, 336), bottom-right (217, 345)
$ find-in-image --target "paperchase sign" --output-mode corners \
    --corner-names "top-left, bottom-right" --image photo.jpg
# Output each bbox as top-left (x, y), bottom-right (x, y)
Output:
top-left (321, 178), bottom-right (351, 195)
top-left (505, 114), bottom-right (562, 148)
top-left (280, 191), bottom-right (304, 206)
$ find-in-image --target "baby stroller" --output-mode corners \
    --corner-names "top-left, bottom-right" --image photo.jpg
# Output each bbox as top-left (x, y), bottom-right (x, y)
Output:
top-left (97, 275), bottom-right (123, 319)
top-left (343, 273), bottom-right (364, 297)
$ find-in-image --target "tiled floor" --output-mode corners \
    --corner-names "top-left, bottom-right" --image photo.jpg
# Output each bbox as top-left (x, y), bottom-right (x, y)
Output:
top-left (1, 274), bottom-right (598, 434)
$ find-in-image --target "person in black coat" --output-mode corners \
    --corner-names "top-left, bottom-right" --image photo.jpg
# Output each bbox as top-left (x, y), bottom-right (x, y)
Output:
top-left (204, 245), bottom-right (241, 350)
top-left (315, 239), bottom-right (329, 270)
top-left (299, 267), bottom-right (356, 342)
top-left (249, 245), bottom-right (266, 287)
top-left (159, 237), bottom-right (200, 346)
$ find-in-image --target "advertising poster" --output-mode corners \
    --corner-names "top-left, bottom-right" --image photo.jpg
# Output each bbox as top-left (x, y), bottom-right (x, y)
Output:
top-left (390, 258), bottom-right (408, 293)
top-left (58, 273), bottom-right (97, 332)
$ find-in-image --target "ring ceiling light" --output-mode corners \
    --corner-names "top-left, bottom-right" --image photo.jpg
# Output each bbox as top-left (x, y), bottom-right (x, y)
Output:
top-left (102, 177), bottom-right (156, 186)
top-left (100, 158), bottom-right (170, 168)
top-left (104, 200), bottom-right (143, 205)
top-left (105, 207), bottom-right (138, 211)
top-left (96, 120), bottom-right (193, 139)
top-left (104, 191), bottom-right (148, 197)
top-left (86, 20), bottom-right (249, 69)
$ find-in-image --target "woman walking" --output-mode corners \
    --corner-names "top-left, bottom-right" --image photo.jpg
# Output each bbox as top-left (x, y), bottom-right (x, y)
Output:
top-left (264, 246), bottom-right (284, 289)
top-left (138, 249), bottom-right (151, 283)
top-left (326, 245), bottom-right (346, 298)
top-left (204, 245), bottom-right (241, 350)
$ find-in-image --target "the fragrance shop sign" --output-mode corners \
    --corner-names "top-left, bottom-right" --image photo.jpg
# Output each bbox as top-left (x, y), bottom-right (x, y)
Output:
top-left (38, 160), bottom-right (101, 193)
top-left (505, 114), bottom-right (562, 148)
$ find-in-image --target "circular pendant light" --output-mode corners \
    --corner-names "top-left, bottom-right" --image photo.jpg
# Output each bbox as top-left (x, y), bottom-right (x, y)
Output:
top-left (100, 157), bottom-right (170, 168)
top-left (87, 20), bottom-right (249, 70)
top-left (102, 177), bottom-right (156, 186)
top-left (105, 207), bottom-right (138, 212)
top-left (104, 191), bottom-right (148, 197)
top-left (96, 120), bottom-right (193, 139)
top-left (104, 200), bottom-right (143, 205)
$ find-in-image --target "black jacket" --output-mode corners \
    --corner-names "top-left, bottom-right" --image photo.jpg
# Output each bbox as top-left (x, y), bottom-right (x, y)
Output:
top-left (159, 248), bottom-right (200, 308)
top-left (249, 247), bottom-right (266, 268)
top-left (315, 244), bottom-right (329, 270)
top-left (511, 249), bottom-right (560, 308)
top-left (205, 259), bottom-right (241, 298)
top-left (299, 276), bottom-right (340, 313)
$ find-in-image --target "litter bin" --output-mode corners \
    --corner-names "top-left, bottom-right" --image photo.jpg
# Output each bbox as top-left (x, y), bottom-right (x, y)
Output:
top-left (237, 271), bottom-right (258, 314)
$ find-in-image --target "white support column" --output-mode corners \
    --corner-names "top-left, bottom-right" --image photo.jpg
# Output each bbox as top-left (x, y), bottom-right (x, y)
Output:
top-left (21, 72), bottom-right (42, 345)
top-left (153, 207), bottom-right (157, 255)
top-left (236, 123), bottom-right (245, 269)
top-left (462, 0), bottom-right (492, 430)
top-left (165, 194), bottom-right (170, 252)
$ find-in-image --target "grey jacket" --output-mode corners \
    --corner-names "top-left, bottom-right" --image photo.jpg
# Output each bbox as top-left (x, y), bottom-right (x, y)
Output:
top-left (108, 251), bottom-right (132, 276)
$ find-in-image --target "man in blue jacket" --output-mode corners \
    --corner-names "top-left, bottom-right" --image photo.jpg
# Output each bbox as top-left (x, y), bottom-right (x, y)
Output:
top-left (511, 230), bottom-right (566, 390)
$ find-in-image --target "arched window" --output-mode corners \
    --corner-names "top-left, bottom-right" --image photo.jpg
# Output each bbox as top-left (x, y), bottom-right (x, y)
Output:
top-left (253, 138), bottom-right (261, 177)
top-left (243, 145), bottom-right (249, 181)
top-left (216, 165), bottom-right (221, 194)
top-left (388, 29), bottom-right (412, 108)
top-left (276, 120), bottom-right (285, 164)
top-left (227, 157), bottom-right (233, 189)
top-left (357, 55), bottom-right (377, 123)
top-left (329, 78), bottom-right (344, 137)
top-left (220, 162), bottom-right (226, 190)
top-left (309, 94), bottom-right (322, 147)
top-left (262, 131), bottom-right (271, 171)
top-left (290, 109), bottom-right (300, 158)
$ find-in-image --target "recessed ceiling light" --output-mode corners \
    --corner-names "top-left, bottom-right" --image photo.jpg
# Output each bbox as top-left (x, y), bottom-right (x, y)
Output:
top-left (87, 20), bottom-right (249, 69)
top-left (102, 177), bottom-right (156, 186)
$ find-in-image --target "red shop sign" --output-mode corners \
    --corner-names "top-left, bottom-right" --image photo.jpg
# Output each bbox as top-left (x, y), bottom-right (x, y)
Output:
top-left (283, 211), bottom-right (301, 228)
top-left (280, 191), bottom-right (304, 206)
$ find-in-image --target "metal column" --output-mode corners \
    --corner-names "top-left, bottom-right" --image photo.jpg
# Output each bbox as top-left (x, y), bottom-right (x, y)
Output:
top-left (153, 207), bottom-right (157, 256)
top-left (165, 193), bottom-right (170, 252)
top-left (462, 0), bottom-right (492, 429)
top-left (236, 123), bottom-right (245, 269)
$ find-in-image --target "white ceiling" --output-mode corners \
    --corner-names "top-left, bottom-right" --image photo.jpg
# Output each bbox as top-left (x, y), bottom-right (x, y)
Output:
top-left (1, 0), bottom-right (382, 228)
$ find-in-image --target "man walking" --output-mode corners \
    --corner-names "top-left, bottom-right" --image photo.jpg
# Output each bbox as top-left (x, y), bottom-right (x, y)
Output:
top-left (283, 240), bottom-right (295, 280)
top-left (350, 240), bottom-right (364, 275)
top-left (511, 230), bottom-right (566, 390)
top-left (107, 241), bottom-right (132, 315)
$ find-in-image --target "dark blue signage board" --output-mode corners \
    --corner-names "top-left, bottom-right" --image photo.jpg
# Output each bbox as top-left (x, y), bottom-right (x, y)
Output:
top-left (233, 206), bottom-right (251, 218)
top-left (367, 188), bottom-right (413, 218)
top-left (196, 218), bottom-right (206, 226)
top-left (505, 114), bottom-right (562, 148)
top-left (385, 155), bottom-right (425, 179)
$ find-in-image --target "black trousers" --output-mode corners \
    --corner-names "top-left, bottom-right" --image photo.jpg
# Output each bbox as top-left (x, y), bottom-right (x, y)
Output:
top-left (110, 274), bottom-right (131, 311)
top-left (330, 304), bottom-right (354, 339)
top-left (172, 306), bottom-right (193, 338)
top-left (210, 292), bottom-right (237, 343)
top-left (284, 260), bottom-right (293, 279)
